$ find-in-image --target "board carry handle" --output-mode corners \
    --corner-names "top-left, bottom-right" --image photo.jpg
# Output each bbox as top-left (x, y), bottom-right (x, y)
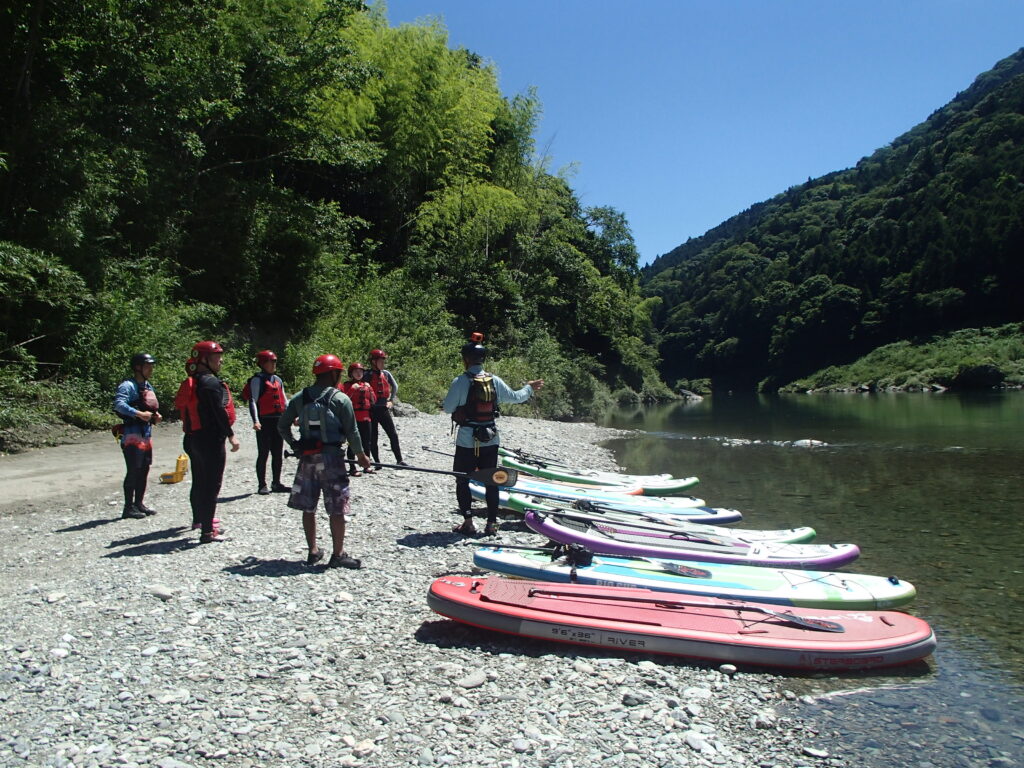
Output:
top-left (376, 463), bottom-right (518, 488)
top-left (525, 587), bottom-right (845, 633)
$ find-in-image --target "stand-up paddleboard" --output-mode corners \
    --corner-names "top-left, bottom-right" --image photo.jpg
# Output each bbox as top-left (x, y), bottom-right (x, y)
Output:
top-left (498, 451), bottom-right (699, 495)
top-left (469, 484), bottom-right (746, 526)
top-left (525, 511), bottom-right (860, 569)
top-left (483, 476), bottom-right (718, 514)
top-left (499, 447), bottom-right (675, 484)
top-left (473, 547), bottom-right (916, 610)
top-left (427, 577), bottom-right (936, 671)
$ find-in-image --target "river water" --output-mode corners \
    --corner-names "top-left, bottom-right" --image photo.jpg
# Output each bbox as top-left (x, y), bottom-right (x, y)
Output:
top-left (598, 392), bottom-right (1023, 766)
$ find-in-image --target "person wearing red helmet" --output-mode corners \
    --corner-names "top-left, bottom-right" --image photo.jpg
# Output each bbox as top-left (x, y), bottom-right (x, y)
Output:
top-left (242, 350), bottom-right (289, 495)
top-left (341, 362), bottom-right (375, 477)
top-left (175, 340), bottom-right (240, 543)
top-left (278, 354), bottom-right (371, 569)
top-left (367, 347), bottom-right (406, 468)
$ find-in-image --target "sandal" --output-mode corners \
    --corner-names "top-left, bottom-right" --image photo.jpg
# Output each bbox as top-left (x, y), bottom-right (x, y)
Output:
top-left (192, 519), bottom-right (226, 535)
top-left (306, 549), bottom-right (325, 566)
top-left (453, 518), bottom-right (477, 536)
top-left (483, 522), bottom-right (499, 537)
top-left (350, 470), bottom-right (362, 477)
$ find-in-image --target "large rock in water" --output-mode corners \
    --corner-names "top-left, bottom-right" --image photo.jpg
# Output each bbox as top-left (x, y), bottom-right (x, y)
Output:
top-left (951, 364), bottom-right (1005, 389)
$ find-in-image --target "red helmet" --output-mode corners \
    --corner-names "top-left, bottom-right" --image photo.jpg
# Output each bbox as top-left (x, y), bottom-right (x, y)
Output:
top-left (369, 348), bottom-right (388, 360)
top-left (348, 362), bottom-right (365, 375)
top-left (192, 341), bottom-right (223, 358)
top-left (312, 354), bottom-right (344, 375)
top-left (255, 350), bottom-right (277, 365)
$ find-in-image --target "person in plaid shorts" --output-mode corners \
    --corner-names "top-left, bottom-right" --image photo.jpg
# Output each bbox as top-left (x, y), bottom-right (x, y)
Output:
top-left (278, 354), bottom-right (371, 569)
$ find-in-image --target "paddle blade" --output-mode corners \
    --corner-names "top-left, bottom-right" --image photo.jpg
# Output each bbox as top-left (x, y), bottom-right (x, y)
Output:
top-left (470, 466), bottom-right (518, 487)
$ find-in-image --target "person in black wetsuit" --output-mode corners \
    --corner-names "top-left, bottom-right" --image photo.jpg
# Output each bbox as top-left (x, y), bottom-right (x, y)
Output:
top-left (441, 333), bottom-right (543, 536)
top-left (113, 352), bottom-right (162, 519)
top-left (245, 350), bottom-right (289, 495)
top-left (176, 341), bottom-right (240, 543)
top-left (367, 348), bottom-right (406, 468)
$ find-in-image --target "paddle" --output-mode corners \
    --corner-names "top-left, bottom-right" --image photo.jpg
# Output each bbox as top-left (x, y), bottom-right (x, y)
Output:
top-left (565, 500), bottom-right (733, 535)
top-left (473, 541), bottom-right (595, 565)
top-left (519, 487), bottom-right (704, 512)
top-left (376, 463), bottom-right (518, 488)
top-left (474, 544), bottom-right (715, 579)
top-left (421, 445), bottom-right (455, 458)
top-left (505, 447), bottom-right (564, 466)
top-left (524, 587), bottom-right (845, 633)
top-left (534, 509), bottom-right (744, 548)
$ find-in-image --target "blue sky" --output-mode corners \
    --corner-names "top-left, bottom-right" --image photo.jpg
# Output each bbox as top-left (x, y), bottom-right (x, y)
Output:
top-left (381, 0), bottom-right (1024, 265)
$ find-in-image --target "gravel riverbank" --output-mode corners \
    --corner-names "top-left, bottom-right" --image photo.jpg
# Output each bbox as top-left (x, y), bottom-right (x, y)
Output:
top-left (0, 412), bottom-right (837, 768)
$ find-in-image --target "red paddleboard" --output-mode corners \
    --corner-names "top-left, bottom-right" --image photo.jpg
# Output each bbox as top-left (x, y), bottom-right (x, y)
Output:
top-left (427, 577), bottom-right (936, 671)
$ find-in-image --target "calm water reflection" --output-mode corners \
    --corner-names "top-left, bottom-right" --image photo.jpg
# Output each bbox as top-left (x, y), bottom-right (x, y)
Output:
top-left (598, 393), bottom-right (1023, 764)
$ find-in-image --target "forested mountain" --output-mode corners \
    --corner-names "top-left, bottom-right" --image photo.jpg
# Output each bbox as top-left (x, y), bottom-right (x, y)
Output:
top-left (643, 48), bottom-right (1024, 391)
top-left (0, 0), bottom-right (666, 431)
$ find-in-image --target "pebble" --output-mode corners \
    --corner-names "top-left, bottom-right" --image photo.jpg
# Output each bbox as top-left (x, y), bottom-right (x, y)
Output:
top-left (0, 413), bottom-right (842, 768)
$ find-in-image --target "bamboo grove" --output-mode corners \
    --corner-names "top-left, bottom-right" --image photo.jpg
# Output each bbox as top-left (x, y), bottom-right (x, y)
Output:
top-left (1, 0), bottom-right (667, 435)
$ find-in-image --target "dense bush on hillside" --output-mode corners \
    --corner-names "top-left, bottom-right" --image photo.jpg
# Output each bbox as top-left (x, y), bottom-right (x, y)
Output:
top-left (0, 0), bottom-right (667, 439)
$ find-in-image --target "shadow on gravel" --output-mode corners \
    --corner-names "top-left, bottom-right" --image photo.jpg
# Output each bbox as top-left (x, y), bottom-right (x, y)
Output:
top-left (397, 531), bottom-right (465, 548)
top-left (54, 518), bottom-right (120, 533)
top-left (106, 526), bottom-right (190, 548)
top-left (218, 493), bottom-right (253, 504)
top-left (103, 536), bottom-right (195, 558)
top-left (416, 620), bottom-right (934, 679)
top-left (222, 556), bottom-right (311, 578)
top-left (415, 618), bottom-right (640, 661)
top-left (416, 619), bottom-right (724, 672)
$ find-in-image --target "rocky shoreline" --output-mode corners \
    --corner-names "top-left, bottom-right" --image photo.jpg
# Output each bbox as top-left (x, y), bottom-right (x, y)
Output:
top-left (1, 413), bottom-right (836, 768)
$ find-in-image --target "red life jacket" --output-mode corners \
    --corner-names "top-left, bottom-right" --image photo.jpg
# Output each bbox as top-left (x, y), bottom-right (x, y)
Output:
top-left (342, 380), bottom-right (374, 420)
top-left (245, 374), bottom-right (286, 417)
top-left (369, 369), bottom-right (392, 404)
top-left (174, 375), bottom-right (236, 434)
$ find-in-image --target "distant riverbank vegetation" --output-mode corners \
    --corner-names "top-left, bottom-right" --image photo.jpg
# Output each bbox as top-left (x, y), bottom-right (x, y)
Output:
top-left (3, 5), bottom-right (1023, 452)
top-left (781, 323), bottom-right (1024, 393)
top-left (1, 0), bottom-right (670, 448)
top-left (642, 48), bottom-right (1024, 393)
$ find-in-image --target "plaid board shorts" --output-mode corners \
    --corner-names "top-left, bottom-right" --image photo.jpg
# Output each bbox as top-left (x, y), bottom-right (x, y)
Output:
top-left (287, 452), bottom-right (351, 516)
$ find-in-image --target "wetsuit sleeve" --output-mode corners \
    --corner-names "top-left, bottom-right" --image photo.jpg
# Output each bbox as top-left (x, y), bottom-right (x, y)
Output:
top-left (113, 380), bottom-right (140, 420)
top-left (386, 371), bottom-right (398, 402)
top-left (494, 374), bottom-right (533, 405)
top-left (333, 392), bottom-right (363, 455)
top-left (441, 375), bottom-right (469, 414)
top-left (248, 375), bottom-right (262, 425)
top-left (197, 374), bottom-right (234, 439)
top-left (278, 393), bottom-right (301, 449)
